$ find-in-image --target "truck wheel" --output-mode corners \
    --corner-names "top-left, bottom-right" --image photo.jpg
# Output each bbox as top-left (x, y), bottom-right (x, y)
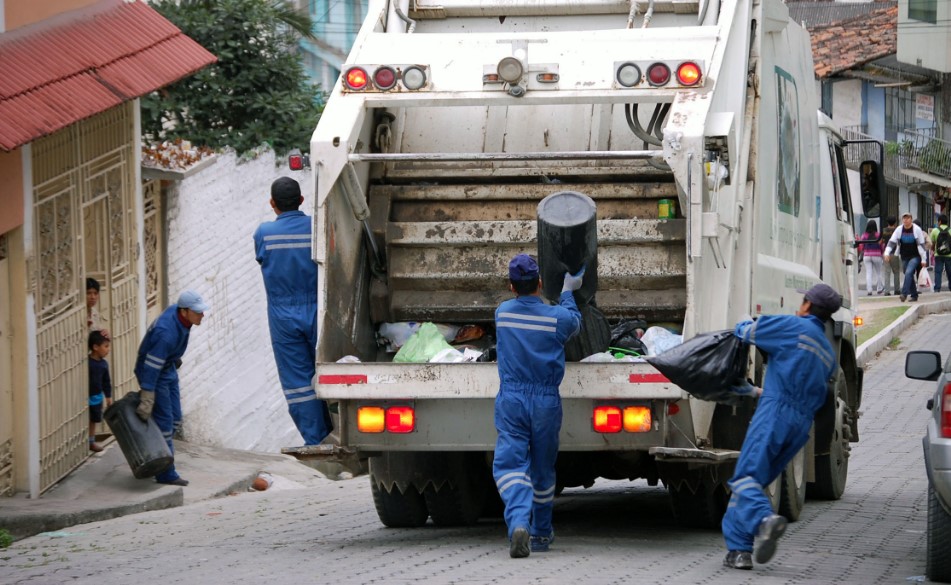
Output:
top-left (370, 478), bottom-right (429, 528)
top-left (668, 480), bottom-right (729, 529)
top-left (808, 369), bottom-right (851, 500)
top-left (927, 484), bottom-right (951, 583)
top-left (778, 448), bottom-right (806, 521)
top-left (424, 474), bottom-right (484, 526)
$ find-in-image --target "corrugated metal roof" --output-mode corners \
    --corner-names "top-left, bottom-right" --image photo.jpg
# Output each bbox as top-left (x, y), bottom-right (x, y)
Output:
top-left (0, 0), bottom-right (216, 151)
top-left (788, 1), bottom-right (896, 29)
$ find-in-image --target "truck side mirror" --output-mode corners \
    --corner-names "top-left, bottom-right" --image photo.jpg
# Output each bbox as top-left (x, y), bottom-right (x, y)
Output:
top-left (859, 160), bottom-right (882, 219)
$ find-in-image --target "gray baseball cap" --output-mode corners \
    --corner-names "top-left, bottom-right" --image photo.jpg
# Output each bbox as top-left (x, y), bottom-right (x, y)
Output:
top-left (796, 283), bottom-right (842, 313)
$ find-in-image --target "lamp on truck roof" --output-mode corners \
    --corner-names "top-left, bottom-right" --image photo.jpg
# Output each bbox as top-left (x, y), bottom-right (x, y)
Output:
top-left (497, 56), bottom-right (524, 83)
top-left (676, 62), bottom-right (702, 86)
top-left (402, 66), bottom-right (427, 90)
top-left (616, 62), bottom-right (642, 87)
top-left (344, 66), bottom-right (369, 90)
top-left (373, 66), bottom-right (397, 90)
top-left (647, 63), bottom-right (671, 86)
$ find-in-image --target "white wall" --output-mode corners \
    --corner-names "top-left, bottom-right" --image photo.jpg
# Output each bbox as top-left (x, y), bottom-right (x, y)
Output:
top-left (831, 79), bottom-right (863, 129)
top-left (165, 150), bottom-right (315, 452)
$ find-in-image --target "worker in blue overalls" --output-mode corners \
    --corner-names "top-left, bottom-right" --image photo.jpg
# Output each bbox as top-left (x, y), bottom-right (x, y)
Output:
top-left (493, 254), bottom-right (582, 558)
top-left (134, 290), bottom-right (209, 486)
top-left (721, 283), bottom-right (841, 570)
top-left (253, 177), bottom-right (331, 446)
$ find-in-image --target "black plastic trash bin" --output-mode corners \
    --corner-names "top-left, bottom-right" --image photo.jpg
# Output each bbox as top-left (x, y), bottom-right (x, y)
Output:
top-left (537, 191), bottom-right (598, 306)
top-left (103, 392), bottom-right (173, 479)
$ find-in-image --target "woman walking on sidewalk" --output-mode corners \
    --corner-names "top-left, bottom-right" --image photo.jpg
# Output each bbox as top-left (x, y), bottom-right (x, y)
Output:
top-left (859, 220), bottom-right (884, 295)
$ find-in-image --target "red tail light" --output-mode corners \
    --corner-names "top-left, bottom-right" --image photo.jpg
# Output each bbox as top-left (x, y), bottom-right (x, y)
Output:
top-left (676, 62), bottom-right (701, 86)
top-left (942, 382), bottom-right (951, 439)
top-left (647, 63), bottom-right (670, 86)
top-left (344, 67), bottom-right (369, 90)
top-left (667, 402), bottom-right (680, 416)
top-left (373, 66), bottom-right (397, 90)
top-left (288, 154), bottom-right (304, 170)
top-left (386, 406), bottom-right (415, 433)
top-left (593, 406), bottom-right (622, 433)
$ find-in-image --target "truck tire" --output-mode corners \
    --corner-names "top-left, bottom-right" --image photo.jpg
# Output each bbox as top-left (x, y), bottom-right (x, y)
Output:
top-left (370, 478), bottom-right (429, 528)
top-left (668, 480), bottom-right (729, 529)
top-left (808, 368), bottom-right (851, 500)
top-left (927, 485), bottom-right (951, 583)
top-left (424, 475), bottom-right (484, 527)
top-left (778, 448), bottom-right (806, 521)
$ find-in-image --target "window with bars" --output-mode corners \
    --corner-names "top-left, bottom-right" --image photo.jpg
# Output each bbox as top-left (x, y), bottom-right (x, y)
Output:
top-left (885, 87), bottom-right (915, 142)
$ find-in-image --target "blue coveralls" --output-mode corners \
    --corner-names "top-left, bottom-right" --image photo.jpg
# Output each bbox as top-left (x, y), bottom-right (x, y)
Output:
top-left (253, 210), bottom-right (331, 445)
top-left (721, 314), bottom-right (836, 552)
top-left (134, 305), bottom-right (192, 484)
top-left (493, 292), bottom-right (581, 539)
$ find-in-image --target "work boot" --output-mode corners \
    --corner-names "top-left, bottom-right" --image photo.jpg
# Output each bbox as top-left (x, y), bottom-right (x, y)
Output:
top-left (531, 532), bottom-right (554, 552)
top-left (753, 514), bottom-right (787, 564)
top-left (157, 477), bottom-right (189, 487)
top-left (723, 550), bottom-right (753, 570)
top-left (900, 294), bottom-right (907, 302)
top-left (509, 526), bottom-right (530, 559)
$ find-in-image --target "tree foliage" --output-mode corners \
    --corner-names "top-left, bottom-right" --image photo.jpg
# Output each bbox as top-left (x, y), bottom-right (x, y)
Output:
top-left (142, 0), bottom-right (323, 156)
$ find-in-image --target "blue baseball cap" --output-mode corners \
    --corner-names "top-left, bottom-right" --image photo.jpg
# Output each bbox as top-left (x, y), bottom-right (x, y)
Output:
top-left (796, 283), bottom-right (842, 313)
top-left (177, 290), bottom-right (210, 314)
top-left (509, 254), bottom-right (539, 281)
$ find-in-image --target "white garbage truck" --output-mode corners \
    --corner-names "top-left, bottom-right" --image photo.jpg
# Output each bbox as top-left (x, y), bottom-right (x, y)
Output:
top-left (286, 0), bottom-right (881, 528)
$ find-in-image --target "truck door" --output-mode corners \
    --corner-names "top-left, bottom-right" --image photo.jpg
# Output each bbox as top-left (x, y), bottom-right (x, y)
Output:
top-left (826, 137), bottom-right (857, 306)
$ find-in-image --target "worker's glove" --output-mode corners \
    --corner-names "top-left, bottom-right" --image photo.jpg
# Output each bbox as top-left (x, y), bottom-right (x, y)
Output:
top-left (136, 390), bottom-right (156, 421)
top-left (174, 359), bottom-right (183, 369)
top-left (562, 266), bottom-right (586, 293)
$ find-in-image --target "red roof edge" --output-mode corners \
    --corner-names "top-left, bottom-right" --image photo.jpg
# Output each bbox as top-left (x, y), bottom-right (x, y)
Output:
top-left (0, 0), bottom-right (216, 152)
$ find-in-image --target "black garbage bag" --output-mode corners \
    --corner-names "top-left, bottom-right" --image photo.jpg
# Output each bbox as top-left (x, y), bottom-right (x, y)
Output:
top-left (610, 319), bottom-right (648, 355)
top-left (644, 329), bottom-right (749, 403)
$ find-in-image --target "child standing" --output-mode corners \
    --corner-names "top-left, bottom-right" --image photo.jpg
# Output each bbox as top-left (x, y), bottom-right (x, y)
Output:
top-left (88, 330), bottom-right (113, 452)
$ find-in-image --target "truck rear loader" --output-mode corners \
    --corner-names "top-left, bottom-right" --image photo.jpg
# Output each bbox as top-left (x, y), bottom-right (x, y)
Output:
top-left (286, 0), bottom-right (879, 528)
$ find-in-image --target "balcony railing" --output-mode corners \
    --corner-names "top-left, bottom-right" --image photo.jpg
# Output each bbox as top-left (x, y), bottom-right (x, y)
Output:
top-left (841, 125), bottom-right (910, 187)
top-left (900, 128), bottom-right (951, 181)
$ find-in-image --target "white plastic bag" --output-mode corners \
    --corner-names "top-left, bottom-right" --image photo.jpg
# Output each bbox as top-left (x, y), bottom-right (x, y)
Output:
top-left (640, 326), bottom-right (684, 356)
top-left (429, 348), bottom-right (465, 363)
top-left (918, 267), bottom-right (933, 290)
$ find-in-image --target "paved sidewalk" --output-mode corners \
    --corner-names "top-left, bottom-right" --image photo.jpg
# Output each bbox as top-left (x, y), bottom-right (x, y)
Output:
top-left (0, 439), bottom-right (335, 541)
top-left (1, 290), bottom-right (947, 546)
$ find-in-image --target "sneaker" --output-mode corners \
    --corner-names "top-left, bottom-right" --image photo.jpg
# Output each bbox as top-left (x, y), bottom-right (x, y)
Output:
top-left (531, 532), bottom-right (554, 552)
top-left (910, 297), bottom-right (918, 302)
top-left (88, 442), bottom-right (103, 453)
top-left (510, 526), bottom-right (530, 558)
top-left (900, 295), bottom-right (907, 302)
top-left (723, 550), bottom-right (753, 570)
top-left (753, 514), bottom-right (787, 564)
top-left (157, 477), bottom-right (189, 487)
top-left (867, 291), bottom-right (873, 296)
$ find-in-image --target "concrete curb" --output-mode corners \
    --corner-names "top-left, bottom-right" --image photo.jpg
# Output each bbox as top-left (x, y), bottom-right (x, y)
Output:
top-left (2, 488), bottom-right (183, 541)
top-left (856, 298), bottom-right (951, 365)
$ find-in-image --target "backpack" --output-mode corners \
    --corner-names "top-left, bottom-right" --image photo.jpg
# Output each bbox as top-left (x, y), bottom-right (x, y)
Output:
top-left (937, 226), bottom-right (951, 256)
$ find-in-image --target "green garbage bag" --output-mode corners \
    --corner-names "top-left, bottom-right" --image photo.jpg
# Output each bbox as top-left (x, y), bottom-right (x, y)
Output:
top-left (393, 322), bottom-right (455, 363)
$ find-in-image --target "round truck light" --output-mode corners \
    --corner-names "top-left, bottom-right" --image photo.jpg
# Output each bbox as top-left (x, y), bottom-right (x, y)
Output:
top-left (373, 66), bottom-right (397, 90)
top-left (497, 56), bottom-right (524, 83)
top-left (647, 63), bottom-right (671, 86)
top-left (344, 67), bottom-right (369, 90)
top-left (401, 66), bottom-right (427, 90)
top-left (616, 62), bottom-right (642, 87)
top-left (676, 62), bottom-right (702, 86)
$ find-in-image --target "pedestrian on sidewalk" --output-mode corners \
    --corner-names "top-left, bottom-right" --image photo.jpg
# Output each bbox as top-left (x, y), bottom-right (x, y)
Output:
top-left (883, 213), bottom-right (928, 302)
top-left (722, 283), bottom-right (841, 571)
top-left (133, 290), bottom-right (209, 486)
top-left (253, 177), bottom-right (332, 446)
top-left (858, 220), bottom-right (884, 295)
top-left (493, 254), bottom-right (582, 558)
top-left (87, 330), bottom-right (112, 453)
top-left (880, 217), bottom-right (901, 295)
top-left (930, 214), bottom-right (951, 292)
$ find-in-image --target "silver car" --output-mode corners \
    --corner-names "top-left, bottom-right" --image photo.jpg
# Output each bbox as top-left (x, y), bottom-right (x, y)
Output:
top-left (905, 350), bottom-right (951, 583)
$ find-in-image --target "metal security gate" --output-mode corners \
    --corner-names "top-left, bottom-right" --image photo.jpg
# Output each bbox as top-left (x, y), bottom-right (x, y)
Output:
top-left (143, 179), bottom-right (165, 324)
top-left (31, 102), bottom-right (141, 492)
top-left (0, 236), bottom-right (14, 497)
